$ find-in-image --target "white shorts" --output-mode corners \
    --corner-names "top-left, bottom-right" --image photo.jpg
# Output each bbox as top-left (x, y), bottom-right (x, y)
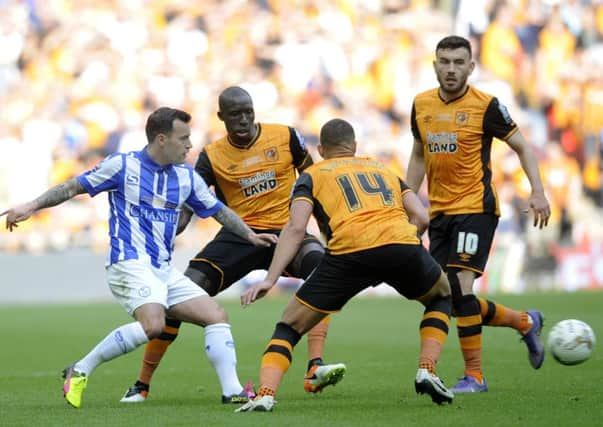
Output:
top-left (106, 259), bottom-right (208, 316)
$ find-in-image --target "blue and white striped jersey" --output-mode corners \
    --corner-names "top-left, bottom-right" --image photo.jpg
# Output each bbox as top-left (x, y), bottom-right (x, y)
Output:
top-left (77, 148), bottom-right (224, 268)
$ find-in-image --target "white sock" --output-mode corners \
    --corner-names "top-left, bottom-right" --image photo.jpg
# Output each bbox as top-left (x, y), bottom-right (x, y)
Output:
top-left (204, 323), bottom-right (243, 396)
top-left (74, 322), bottom-right (148, 376)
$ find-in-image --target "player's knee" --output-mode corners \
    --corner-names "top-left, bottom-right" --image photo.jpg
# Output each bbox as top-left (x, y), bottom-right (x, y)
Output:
top-left (204, 304), bottom-right (229, 325)
top-left (446, 268), bottom-right (464, 300)
top-left (291, 240), bottom-right (324, 279)
top-left (141, 317), bottom-right (166, 340)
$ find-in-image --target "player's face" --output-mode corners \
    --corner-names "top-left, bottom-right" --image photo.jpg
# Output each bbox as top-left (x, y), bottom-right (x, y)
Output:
top-left (164, 119), bottom-right (192, 164)
top-left (219, 94), bottom-right (256, 145)
top-left (433, 47), bottom-right (474, 97)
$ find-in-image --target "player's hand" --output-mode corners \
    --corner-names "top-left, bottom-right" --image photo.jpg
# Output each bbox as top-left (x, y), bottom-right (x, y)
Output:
top-left (526, 191), bottom-right (550, 229)
top-left (248, 232), bottom-right (278, 247)
top-left (1, 203), bottom-right (35, 232)
top-left (240, 280), bottom-right (275, 307)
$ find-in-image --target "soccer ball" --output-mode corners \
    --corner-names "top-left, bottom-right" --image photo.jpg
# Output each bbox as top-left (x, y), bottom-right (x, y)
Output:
top-left (547, 319), bottom-right (596, 365)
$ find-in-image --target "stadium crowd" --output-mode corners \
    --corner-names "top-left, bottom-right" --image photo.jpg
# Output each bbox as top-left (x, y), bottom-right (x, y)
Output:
top-left (1, 0), bottom-right (602, 290)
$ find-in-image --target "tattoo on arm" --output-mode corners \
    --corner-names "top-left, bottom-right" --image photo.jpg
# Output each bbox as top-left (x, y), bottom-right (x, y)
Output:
top-left (213, 206), bottom-right (252, 239)
top-left (32, 178), bottom-right (87, 210)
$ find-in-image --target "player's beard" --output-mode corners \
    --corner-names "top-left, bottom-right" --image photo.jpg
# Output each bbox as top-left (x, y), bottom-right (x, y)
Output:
top-left (437, 73), bottom-right (468, 97)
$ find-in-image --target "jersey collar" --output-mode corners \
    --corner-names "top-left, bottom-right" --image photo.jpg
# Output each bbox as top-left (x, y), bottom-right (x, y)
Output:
top-left (438, 85), bottom-right (470, 105)
top-left (227, 123), bottom-right (261, 149)
top-left (140, 146), bottom-right (170, 171)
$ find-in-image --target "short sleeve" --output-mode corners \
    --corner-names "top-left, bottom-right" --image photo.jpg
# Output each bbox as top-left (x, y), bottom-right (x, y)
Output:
top-left (289, 127), bottom-right (310, 168)
top-left (194, 149), bottom-right (216, 187)
top-left (410, 101), bottom-right (421, 141)
top-left (483, 97), bottom-right (518, 140)
top-left (76, 153), bottom-right (123, 197)
top-left (185, 169), bottom-right (224, 218)
top-left (291, 172), bottom-right (314, 204)
top-left (398, 177), bottom-right (412, 196)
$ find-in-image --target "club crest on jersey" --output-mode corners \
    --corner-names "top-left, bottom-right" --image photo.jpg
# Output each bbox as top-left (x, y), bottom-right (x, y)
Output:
top-left (455, 111), bottom-right (469, 126)
top-left (426, 132), bottom-right (458, 153)
top-left (240, 170), bottom-right (278, 197)
top-left (264, 147), bottom-right (279, 161)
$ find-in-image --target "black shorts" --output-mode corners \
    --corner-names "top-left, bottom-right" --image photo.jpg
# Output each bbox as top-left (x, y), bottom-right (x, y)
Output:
top-left (187, 227), bottom-right (321, 294)
top-left (428, 213), bottom-right (498, 277)
top-left (295, 244), bottom-right (442, 313)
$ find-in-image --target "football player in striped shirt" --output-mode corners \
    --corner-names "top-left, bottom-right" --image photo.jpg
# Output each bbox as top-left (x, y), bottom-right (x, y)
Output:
top-left (121, 87), bottom-right (336, 404)
top-left (1, 107), bottom-right (277, 408)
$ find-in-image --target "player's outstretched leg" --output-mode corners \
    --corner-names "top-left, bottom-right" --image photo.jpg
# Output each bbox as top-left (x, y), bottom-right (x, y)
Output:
top-left (62, 366), bottom-right (88, 408)
top-left (478, 298), bottom-right (545, 369)
top-left (67, 321), bottom-right (148, 408)
top-left (521, 310), bottom-right (545, 369)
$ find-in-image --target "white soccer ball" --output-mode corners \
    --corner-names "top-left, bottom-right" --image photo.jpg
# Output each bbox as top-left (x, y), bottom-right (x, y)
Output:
top-left (547, 319), bottom-right (596, 365)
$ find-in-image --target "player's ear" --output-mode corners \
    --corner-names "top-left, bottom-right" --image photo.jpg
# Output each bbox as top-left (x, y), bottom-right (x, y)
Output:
top-left (317, 143), bottom-right (324, 158)
top-left (217, 111), bottom-right (224, 122)
top-left (156, 132), bottom-right (168, 146)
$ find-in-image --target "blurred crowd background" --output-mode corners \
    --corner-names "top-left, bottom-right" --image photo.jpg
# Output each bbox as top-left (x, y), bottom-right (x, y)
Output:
top-left (1, 0), bottom-right (602, 292)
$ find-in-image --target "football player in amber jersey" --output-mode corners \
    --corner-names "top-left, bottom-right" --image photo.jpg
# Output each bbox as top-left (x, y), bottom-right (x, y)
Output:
top-left (406, 36), bottom-right (551, 393)
top-left (121, 87), bottom-right (335, 403)
top-left (236, 118), bottom-right (455, 413)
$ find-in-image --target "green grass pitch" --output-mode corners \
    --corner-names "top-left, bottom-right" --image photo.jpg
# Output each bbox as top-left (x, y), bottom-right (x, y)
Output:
top-left (1, 292), bottom-right (602, 426)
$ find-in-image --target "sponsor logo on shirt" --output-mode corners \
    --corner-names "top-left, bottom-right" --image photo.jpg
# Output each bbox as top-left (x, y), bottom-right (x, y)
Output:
top-left (126, 174), bottom-right (139, 184)
top-left (426, 132), bottom-right (458, 153)
top-left (240, 170), bottom-right (278, 197)
top-left (129, 205), bottom-right (178, 223)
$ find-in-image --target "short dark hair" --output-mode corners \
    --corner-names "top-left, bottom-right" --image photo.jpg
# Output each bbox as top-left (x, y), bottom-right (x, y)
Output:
top-left (320, 119), bottom-right (355, 147)
top-left (436, 35), bottom-right (472, 58)
top-left (145, 107), bottom-right (191, 143)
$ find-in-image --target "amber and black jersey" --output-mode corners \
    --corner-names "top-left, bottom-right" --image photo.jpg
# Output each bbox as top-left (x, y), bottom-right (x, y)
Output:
top-left (411, 85), bottom-right (518, 218)
top-left (195, 123), bottom-right (310, 229)
top-left (292, 156), bottom-right (420, 255)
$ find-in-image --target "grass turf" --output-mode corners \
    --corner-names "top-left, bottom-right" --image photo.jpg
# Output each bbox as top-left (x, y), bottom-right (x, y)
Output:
top-left (1, 292), bottom-right (602, 426)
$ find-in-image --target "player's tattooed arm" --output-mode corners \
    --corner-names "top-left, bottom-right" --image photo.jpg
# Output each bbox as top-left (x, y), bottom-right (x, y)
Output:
top-left (212, 206), bottom-right (277, 248)
top-left (2, 178), bottom-right (87, 231)
top-left (31, 178), bottom-right (87, 210)
top-left (213, 206), bottom-right (254, 238)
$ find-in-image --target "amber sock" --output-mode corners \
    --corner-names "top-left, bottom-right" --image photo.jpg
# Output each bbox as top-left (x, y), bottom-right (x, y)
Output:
top-left (259, 322), bottom-right (302, 394)
top-left (138, 318), bottom-right (181, 385)
top-left (478, 298), bottom-right (532, 334)
top-left (419, 295), bottom-right (451, 372)
top-left (257, 386), bottom-right (275, 397)
top-left (307, 315), bottom-right (330, 364)
top-left (454, 295), bottom-right (483, 378)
